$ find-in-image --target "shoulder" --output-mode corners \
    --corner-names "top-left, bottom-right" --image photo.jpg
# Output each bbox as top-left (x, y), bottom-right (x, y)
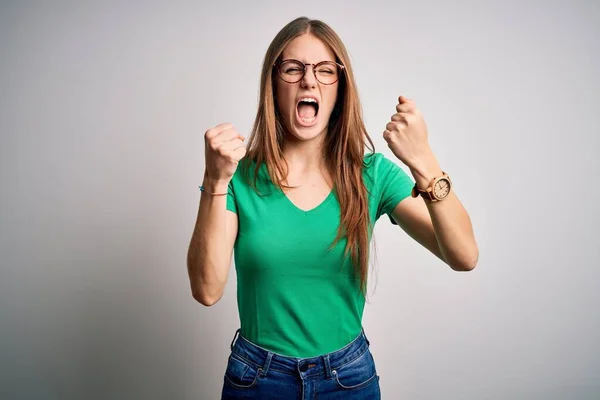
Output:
top-left (231, 157), bottom-right (260, 184)
top-left (362, 152), bottom-right (402, 184)
top-left (363, 151), bottom-right (414, 197)
top-left (362, 152), bottom-right (383, 175)
top-left (229, 157), bottom-right (273, 196)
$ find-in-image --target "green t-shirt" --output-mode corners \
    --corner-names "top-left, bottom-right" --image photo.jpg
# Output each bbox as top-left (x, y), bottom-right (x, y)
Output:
top-left (226, 152), bottom-right (414, 358)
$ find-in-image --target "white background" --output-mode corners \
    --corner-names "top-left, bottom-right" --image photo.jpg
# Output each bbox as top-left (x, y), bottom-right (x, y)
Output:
top-left (1, 1), bottom-right (598, 399)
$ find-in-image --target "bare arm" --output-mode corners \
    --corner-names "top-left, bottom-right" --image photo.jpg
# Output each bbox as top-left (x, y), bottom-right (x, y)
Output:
top-left (384, 96), bottom-right (478, 271)
top-left (391, 191), bottom-right (478, 271)
top-left (187, 123), bottom-right (246, 306)
top-left (187, 178), bottom-right (239, 306)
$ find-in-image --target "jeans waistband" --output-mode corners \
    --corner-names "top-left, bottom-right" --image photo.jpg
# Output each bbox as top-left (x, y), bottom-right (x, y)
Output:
top-left (228, 328), bottom-right (371, 379)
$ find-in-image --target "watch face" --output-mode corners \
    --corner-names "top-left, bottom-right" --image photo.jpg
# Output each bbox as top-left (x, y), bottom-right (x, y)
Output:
top-left (433, 178), bottom-right (451, 199)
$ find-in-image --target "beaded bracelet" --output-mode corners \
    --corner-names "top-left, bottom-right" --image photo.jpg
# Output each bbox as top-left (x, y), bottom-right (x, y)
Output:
top-left (198, 185), bottom-right (228, 196)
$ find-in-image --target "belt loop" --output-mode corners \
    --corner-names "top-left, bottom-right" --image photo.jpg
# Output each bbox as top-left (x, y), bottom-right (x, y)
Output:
top-left (362, 327), bottom-right (370, 346)
top-left (260, 351), bottom-right (273, 377)
top-left (230, 328), bottom-right (241, 351)
top-left (323, 354), bottom-right (332, 379)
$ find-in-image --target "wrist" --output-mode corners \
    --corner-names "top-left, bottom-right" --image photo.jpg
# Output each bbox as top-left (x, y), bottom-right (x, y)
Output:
top-left (202, 176), bottom-right (230, 194)
top-left (410, 158), bottom-right (443, 189)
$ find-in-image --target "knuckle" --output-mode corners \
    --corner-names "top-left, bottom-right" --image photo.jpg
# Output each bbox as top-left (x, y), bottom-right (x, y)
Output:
top-left (208, 139), bottom-right (220, 150)
top-left (217, 146), bottom-right (229, 156)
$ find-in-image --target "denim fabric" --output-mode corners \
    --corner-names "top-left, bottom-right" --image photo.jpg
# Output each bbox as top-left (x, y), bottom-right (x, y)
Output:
top-left (221, 327), bottom-right (381, 399)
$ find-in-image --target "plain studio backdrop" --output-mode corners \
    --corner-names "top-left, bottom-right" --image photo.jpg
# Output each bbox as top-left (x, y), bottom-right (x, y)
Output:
top-left (1, 1), bottom-right (598, 399)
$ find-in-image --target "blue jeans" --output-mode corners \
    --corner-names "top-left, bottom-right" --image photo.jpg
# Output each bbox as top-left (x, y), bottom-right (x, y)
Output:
top-left (221, 327), bottom-right (381, 399)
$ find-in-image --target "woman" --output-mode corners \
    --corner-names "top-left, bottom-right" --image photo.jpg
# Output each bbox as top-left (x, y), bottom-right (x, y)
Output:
top-left (187, 16), bottom-right (478, 399)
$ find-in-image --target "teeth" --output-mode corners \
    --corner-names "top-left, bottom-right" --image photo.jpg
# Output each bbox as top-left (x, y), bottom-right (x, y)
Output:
top-left (297, 98), bottom-right (318, 124)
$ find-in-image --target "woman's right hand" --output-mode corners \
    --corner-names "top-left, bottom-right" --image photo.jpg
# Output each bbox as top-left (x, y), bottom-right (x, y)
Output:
top-left (203, 123), bottom-right (247, 185)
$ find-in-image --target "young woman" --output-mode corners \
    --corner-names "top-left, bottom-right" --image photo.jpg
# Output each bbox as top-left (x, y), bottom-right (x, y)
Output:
top-left (187, 16), bottom-right (478, 400)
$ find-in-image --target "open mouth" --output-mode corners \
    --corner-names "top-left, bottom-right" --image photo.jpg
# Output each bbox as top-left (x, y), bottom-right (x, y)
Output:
top-left (296, 98), bottom-right (319, 125)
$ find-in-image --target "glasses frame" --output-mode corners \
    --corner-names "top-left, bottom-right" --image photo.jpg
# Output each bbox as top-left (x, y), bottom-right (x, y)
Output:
top-left (273, 59), bottom-right (345, 85)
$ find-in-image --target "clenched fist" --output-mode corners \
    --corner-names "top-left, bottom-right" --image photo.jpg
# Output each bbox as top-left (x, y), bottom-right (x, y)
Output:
top-left (383, 96), bottom-right (443, 188)
top-left (204, 123), bottom-right (247, 184)
top-left (383, 96), bottom-right (431, 169)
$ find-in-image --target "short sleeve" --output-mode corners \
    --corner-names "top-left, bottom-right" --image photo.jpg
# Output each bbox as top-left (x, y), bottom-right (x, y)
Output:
top-left (226, 179), bottom-right (238, 214)
top-left (376, 154), bottom-right (414, 225)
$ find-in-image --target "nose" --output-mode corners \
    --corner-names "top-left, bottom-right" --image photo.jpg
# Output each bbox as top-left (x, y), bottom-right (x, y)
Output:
top-left (300, 64), bottom-right (317, 87)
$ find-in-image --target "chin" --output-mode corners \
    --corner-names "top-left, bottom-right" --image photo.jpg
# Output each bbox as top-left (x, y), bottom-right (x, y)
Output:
top-left (286, 111), bottom-right (330, 141)
top-left (287, 122), bottom-right (327, 142)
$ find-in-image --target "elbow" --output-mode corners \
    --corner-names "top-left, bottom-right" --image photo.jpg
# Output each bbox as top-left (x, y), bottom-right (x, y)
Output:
top-left (191, 285), bottom-right (223, 307)
top-left (187, 256), bottom-right (225, 306)
top-left (192, 290), bottom-right (221, 307)
top-left (453, 259), bottom-right (478, 271)
top-left (448, 249), bottom-right (479, 272)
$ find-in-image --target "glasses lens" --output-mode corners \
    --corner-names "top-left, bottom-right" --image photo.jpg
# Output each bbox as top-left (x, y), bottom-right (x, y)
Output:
top-left (314, 62), bottom-right (340, 85)
top-left (279, 60), bottom-right (304, 83)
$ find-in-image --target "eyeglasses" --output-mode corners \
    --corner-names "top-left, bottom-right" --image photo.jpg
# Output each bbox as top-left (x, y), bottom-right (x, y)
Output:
top-left (274, 59), bottom-right (345, 85)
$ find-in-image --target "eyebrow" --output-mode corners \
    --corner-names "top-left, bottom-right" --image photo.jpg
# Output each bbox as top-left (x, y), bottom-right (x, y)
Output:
top-left (283, 58), bottom-right (336, 63)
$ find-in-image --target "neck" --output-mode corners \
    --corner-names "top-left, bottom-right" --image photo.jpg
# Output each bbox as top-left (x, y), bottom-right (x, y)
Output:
top-left (280, 132), bottom-right (330, 188)
top-left (281, 132), bottom-right (327, 172)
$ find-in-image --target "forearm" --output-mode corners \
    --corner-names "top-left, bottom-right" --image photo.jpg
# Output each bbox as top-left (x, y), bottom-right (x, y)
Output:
top-left (425, 192), bottom-right (478, 270)
top-left (187, 178), bottom-right (231, 303)
top-left (411, 155), bottom-right (479, 271)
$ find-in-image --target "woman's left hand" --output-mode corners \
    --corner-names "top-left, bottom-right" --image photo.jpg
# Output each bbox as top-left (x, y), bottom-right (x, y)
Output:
top-left (383, 96), bottom-right (435, 170)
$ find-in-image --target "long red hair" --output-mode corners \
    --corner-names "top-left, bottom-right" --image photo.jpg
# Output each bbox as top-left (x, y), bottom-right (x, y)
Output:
top-left (242, 17), bottom-right (377, 297)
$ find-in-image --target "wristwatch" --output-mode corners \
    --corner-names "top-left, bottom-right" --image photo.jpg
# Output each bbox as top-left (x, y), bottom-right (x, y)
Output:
top-left (411, 172), bottom-right (452, 202)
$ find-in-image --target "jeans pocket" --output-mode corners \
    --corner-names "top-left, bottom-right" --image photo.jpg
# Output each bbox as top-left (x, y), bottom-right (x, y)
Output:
top-left (332, 348), bottom-right (379, 390)
top-left (224, 353), bottom-right (261, 389)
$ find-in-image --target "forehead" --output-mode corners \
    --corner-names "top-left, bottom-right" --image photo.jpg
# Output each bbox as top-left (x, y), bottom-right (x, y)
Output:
top-left (281, 34), bottom-right (336, 62)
